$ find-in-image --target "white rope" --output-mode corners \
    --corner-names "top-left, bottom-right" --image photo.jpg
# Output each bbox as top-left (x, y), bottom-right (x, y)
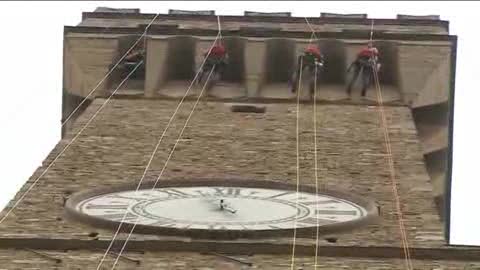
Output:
top-left (304, 17), bottom-right (319, 41)
top-left (4, 10), bottom-right (138, 125)
top-left (369, 19), bottom-right (413, 270)
top-left (305, 16), bottom-right (322, 269)
top-left (61, 13), bottom-right (160, 132)
top-left (0, 61), bottom-right (144, 226)
top-left (217, 15), bottom-right (223, 40)
top-left (97, 15), bottom-right (224, 270)
top-left (370, 19), bottom-right (374, 41)
top-left (308, 32), bottom-right (315, 44)
top-left (291, 17), bottom-right (319, 270)
top-left (313, 64), bottom-right (320, 269)
top-left (110, 65), bottom-right (216, 269)
top-left (96, 33), bottom-right (221, 269)
top-left (0, 14), bottom-right (161, 225)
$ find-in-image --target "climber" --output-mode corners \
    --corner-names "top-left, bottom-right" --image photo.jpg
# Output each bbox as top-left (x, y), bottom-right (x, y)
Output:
top-left (346, 41), bottom-right (381, 97)
top-left (119, 44), bottom-right (145, 80)
top-left (197, 41), bottom-right (229, 87)
top-left (289, 44), bottom-right (325, 100)
top-left (125, 47), bottom-right (145, 63)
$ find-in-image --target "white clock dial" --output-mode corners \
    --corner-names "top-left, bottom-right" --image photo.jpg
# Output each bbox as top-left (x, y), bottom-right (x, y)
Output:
top-left (74, 186), bottom-right (368, 231)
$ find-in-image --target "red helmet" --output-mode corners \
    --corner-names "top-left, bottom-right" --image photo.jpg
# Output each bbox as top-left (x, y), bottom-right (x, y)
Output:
top-left (305, 44), bottom-right (321, 58)
top-left (210, 43), bottom-right (226, 57)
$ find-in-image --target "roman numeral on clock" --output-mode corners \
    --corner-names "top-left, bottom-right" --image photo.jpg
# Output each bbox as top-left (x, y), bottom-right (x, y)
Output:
top-left (212, 187), bottom-right (242, 197)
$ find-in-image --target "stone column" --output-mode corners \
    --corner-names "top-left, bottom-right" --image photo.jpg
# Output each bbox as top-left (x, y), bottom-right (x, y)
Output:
top-left (64, 37), bottom-right (118, 98)
top-left (145, 37), bottom-right (169, 98)
top-left (244, 39), bottom-right (267, 97)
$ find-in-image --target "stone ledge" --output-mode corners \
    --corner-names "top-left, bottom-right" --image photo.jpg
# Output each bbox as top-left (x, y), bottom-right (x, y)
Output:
top-left (0, 238), bottom-right (479, 262)
top-left (230, 104), bottom-right (267, 113)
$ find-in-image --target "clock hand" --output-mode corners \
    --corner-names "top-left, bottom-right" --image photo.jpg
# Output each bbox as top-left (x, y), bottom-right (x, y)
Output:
top-left (201, 198), bottom-right (228, 212)
top-left (219, 199), bottom-right (237, 214)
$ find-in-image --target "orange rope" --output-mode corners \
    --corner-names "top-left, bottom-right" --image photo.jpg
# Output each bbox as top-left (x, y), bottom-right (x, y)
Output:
top-left (371, 65), bottom-right (413, 270)
top-left (313, 64), bottom-right (321, 270)
top-left (304, 17), bottom-right (322, 269)
top-left (369, 18), bottom-right (412, 269)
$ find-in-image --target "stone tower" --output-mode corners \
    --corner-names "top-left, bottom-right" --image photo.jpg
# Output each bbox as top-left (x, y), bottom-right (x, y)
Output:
top-left (0, 8), bottom-right (474, 269)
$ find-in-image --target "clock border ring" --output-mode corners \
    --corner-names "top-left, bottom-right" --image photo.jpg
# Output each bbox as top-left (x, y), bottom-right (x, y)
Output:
top-left (65, 178), bottom-right (379, 239)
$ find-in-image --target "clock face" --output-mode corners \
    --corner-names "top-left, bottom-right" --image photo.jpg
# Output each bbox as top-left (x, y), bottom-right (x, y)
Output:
top-left (71, 186), bottom-right (369, 232)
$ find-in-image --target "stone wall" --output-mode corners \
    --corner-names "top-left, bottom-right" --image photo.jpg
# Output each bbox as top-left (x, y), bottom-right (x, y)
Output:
top-left (397, 44), bottom-right (451, 107)
top-left (0, 99), bottom-right (444, 251)
top-left (0, 249), bottom-right (479, 269)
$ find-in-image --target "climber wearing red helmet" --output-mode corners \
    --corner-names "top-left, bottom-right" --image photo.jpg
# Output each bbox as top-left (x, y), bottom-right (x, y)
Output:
top-left (289, 44), bottom-right (325, 100)
top-left (209, 43), bottom-right (227, 58)
top-left (197, 41), bottom-right (229, 87)
top-left (116, 42), bottom-right (146, 80)
top-left (346, 41), bottom-right (381, 97)
top-left (304, 44), bottom-right (322, 61)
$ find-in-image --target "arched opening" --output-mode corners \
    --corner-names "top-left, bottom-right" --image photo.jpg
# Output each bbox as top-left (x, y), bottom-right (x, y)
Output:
top-left (208, 36), bottom-right (247, 98)
top-left (306, 39), bottom-right (349, 101)
top-left (260, 38), bottom-right (296, 99)
top-left (265, 38), bottom-right (295, 83)
top-left (342, 41), bottom-right (401, 103)
top-left (318, 39), bottom-right (346, 84)
top-left (221, 37), bottom-right (245, 83)
top-left (375, 41), bottom-right (398, 87)
top-left (107, 34), bottom-right (146, 96)
top-left (166, 36), bottom-right (196, 81)
top-left (157, 36), bottom-right (196, 97)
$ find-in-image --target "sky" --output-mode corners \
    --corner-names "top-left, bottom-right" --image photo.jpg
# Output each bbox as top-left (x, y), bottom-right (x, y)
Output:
top-left (0, 1), bottom-right (479, 245)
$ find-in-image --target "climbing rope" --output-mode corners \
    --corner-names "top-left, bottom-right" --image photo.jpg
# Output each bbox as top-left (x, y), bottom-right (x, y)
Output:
top-left (290, 16), bottom-right (325, 269)
top-left (304, 17), bottom-right (322, 270)
top-left (313, 63), bottom-right (321, 269)
top-left (95, 34), bottom-right (222, 270)
top-left (291, 17), bottom-right (323, 269)
top-left (4, 10), bottom-right (145, 126)
top-left (372, 63), bottom-right (413, 270)
top-left (217, 15), bottom-right (223, 40)
top-left (0, 13), bottom-right (161, 225)
top-left (369, 19), bottom-right (413, 270)
top-left (110, 65), bottom-right (217, 270)
top-left (1, 62), bottom-right (142, 227)
top-left (97, 16), bottom-right (225, 270)
top-left (290, 55), bottom-right (304, 270)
